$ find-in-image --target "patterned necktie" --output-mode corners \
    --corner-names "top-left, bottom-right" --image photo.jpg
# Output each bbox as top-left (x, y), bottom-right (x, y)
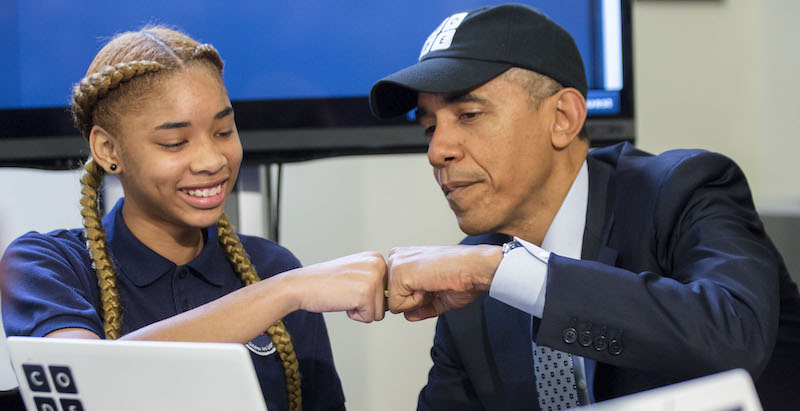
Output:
top-left (533, 345), bottom-right (581, 410)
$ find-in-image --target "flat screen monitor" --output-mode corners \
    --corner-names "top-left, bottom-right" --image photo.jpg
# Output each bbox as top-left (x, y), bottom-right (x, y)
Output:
top-left (0, 0), bottom-right (634, 168)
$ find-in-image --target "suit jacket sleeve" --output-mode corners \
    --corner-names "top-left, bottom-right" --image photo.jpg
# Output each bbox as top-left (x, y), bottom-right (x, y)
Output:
top-left (537, 151), bottom-right (780, 381)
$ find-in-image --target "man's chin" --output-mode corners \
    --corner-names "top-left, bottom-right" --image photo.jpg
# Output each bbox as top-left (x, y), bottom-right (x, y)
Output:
top-left (456, 216), bottom-right (495, 237)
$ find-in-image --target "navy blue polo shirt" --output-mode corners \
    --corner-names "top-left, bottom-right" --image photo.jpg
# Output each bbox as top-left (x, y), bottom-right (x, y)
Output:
top-left (1, 199), bottom-right (345, 411)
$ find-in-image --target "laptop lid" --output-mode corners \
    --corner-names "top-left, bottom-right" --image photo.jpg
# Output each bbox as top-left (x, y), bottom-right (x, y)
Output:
top-left (576, 368), bottom-right (763, 411)
top-left (6, 336), bottom-right (268, 411)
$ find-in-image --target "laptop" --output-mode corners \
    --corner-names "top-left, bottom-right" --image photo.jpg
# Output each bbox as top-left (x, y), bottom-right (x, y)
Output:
top-left (577, 368), bottom-right (763, 411)
top-left (6, 336), bottom-right (268, 411)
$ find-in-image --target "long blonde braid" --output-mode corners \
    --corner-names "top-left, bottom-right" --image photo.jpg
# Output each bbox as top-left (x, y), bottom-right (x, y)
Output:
top-left (79, 158), bottom-right (123, 339)
top-left (71, 26), bottom-right (302, 409)
top-left (217, 214), bottom-right (302, 411)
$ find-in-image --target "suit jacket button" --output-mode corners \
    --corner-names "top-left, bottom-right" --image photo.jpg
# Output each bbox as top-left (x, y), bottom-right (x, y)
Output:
top-left (593, 335), bottom-right (607, 351)
top-left (579, 330), bottom-right (592, 347)
top-left (563, 328), bottom-right (578, 344)
top-left (609, 339), bottom-right (623, 355)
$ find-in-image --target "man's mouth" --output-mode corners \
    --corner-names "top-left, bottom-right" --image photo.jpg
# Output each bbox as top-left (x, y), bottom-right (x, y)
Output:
top-left (442, 181), bottom-right (476, 199)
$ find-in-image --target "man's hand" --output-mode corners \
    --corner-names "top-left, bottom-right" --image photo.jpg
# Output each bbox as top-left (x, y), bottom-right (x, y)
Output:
top-left (386, 245), bottom-right (503, 321)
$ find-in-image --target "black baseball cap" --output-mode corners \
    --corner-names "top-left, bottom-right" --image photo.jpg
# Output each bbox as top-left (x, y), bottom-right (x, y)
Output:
top-left (369, 4), bottom-right (587, 119)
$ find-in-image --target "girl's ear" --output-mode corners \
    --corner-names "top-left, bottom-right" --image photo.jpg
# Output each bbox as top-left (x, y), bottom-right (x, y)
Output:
top-left (89, 125), bottom-right (122, 173)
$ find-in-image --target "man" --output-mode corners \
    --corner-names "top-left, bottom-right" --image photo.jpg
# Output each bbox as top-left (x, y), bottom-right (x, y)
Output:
top-left (370, 4), bottom-right (800, 410)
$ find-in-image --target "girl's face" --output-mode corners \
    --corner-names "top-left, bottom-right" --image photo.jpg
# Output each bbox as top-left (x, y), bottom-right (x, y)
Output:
top-left (113, 65), bottom-right (242, 234)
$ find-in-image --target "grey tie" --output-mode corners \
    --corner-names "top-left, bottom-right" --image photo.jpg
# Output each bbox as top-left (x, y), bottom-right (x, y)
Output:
top-left (533, 345), bottom-right (581, 410)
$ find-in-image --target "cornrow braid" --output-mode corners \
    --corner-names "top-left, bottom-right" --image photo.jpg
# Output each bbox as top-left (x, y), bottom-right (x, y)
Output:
top-left (71, 60), bottom-right (164, 138)
top-left (217, 214), bottom-right (303, 411)
top-left (79, 158), bottom-right (123, 339)
top-left (192, 43), bottom-right (224, 73)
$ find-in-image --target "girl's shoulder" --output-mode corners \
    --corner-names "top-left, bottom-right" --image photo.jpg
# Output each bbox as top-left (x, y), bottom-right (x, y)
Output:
top-left (236, 234), bottom-right (302, 279)
top-left (3, 227), bottom-right (90, 266)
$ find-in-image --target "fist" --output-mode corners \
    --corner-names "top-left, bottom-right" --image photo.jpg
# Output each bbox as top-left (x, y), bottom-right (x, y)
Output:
top-left (386, 245), bottom-right (502, 321)
top-left (290, 252), bottom-right (388, 322)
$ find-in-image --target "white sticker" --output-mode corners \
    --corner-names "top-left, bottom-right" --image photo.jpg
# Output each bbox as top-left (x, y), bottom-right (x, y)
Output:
top-left (431, 30), bottom-right (456, 52)
top-left (420, 37), bottom-right (435, 59)
top-left (431, 17), bottom-right (449, 38)
top-left (443, 12), bottom-right (468, 31)
top-left (419, 11), bottom-right (469, 59)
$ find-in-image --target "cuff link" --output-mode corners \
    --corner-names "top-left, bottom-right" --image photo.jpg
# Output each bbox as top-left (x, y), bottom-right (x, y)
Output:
top-left (502, 240), bottom-right (522, 255)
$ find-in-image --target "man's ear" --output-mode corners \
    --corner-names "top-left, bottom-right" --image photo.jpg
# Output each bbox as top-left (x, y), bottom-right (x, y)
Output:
top-left (550, 88), bottom-right (587, 149)
top-left (88, 125), bottom-right (122, 174)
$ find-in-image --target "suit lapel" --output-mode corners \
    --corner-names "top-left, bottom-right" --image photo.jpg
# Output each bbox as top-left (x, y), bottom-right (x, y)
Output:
top-left (581, 155), bottom-right (619, 402)
top-left (582, 155), bottom-right (618, 265)
top-left (485, 297), bottom-right (538, 407)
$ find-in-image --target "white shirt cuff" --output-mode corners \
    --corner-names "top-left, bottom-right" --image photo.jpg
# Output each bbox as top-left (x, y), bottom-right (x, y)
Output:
top-left (488, 236), bottom-right (550, 318)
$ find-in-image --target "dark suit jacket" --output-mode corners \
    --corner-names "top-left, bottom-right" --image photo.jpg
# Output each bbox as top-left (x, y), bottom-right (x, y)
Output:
top-left (417, 143), bottom-right (800, 411)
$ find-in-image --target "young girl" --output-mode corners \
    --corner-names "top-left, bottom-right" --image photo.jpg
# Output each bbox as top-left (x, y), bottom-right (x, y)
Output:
top-left (0, 26), bottom-right (388, 411)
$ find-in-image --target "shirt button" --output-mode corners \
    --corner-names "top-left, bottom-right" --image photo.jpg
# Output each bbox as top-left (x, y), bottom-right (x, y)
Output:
top-left (577, 379), bottom-right (587, 390)
top-left (178, 269), bottom-right (187, 279)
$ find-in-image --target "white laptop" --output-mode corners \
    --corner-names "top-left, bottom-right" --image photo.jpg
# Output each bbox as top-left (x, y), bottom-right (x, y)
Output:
top-left (6, 336), bottom-right (268, 411)
top-left (577, 368), bottom-right (762, 411)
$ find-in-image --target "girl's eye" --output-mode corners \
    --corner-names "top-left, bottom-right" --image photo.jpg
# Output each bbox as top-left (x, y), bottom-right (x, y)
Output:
top-left (159, 141), bottom-right (186, 149)
top-left (216, 130), bottom-right (233, 137)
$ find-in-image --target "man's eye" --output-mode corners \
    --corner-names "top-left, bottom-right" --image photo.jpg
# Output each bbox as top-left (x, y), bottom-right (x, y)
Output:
top-left (215, 130), bottom-right (233, 138)
top-left (460, 112), bottom-right (480, 120)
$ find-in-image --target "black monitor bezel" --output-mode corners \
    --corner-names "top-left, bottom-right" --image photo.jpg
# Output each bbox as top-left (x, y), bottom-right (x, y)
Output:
top-left (0, 0), bottom-right (634, 169)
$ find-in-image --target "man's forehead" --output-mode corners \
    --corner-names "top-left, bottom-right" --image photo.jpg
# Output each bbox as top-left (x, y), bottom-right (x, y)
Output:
top-left (415, 82), bottom-right (502, 116)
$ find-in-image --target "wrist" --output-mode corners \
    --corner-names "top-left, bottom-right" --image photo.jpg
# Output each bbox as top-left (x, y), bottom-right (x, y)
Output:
top-left (474, 245), bottom-right (503, 290)
top-left (264, 270), bottom-right (303, 314)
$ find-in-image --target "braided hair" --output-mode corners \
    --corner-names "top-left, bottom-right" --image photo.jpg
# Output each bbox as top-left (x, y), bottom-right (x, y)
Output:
top-left (71, 26), bottom-right (302, 410)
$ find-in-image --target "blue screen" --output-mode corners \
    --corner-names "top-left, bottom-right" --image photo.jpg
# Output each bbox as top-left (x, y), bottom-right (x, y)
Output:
top-left (0, 1), bottom-right (622, 114)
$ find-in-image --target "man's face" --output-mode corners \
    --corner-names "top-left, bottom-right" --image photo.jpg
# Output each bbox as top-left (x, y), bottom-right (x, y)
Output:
top-left (417, 74), bottom-right (558, 236)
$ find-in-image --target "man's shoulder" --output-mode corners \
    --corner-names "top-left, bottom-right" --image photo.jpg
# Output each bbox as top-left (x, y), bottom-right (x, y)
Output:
top-left (590, 142), bottom-right (740, 190)
top-left (591, 141), bottom-right (718, 168)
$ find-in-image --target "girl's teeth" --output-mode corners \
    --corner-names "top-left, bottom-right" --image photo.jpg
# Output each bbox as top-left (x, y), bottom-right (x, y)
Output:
top-left (186, 185), bottom-right (221, 197)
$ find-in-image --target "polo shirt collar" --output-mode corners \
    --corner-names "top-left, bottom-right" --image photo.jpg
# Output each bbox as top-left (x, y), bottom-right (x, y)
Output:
top-left (103, 198), bottom-right (230, 287)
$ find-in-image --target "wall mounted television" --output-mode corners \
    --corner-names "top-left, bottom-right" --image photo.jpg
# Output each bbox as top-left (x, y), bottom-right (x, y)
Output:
top-left (0, 0), bottom-right (634, 169)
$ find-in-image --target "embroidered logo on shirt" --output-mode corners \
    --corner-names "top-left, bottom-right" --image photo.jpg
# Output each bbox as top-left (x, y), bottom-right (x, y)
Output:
top-left (246, 334), bottom-right (276, 357)
top-left (419, 11), bottom-right (468, 59)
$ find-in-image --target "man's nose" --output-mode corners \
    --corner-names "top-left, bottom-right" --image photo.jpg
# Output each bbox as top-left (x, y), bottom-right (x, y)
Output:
top-left (427, 124), bottom-right (462, 168)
